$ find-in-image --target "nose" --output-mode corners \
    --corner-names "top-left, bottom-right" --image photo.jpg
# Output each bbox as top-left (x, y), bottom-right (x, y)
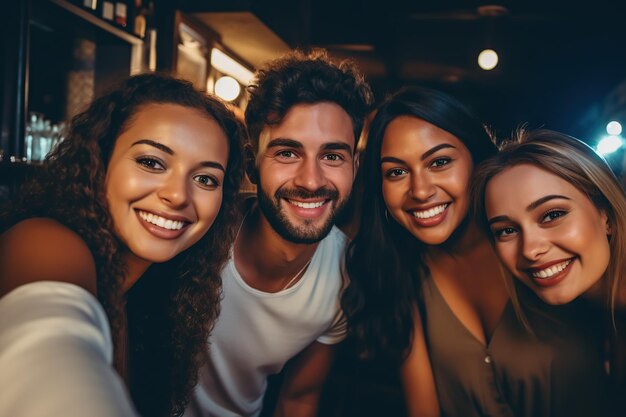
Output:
top-left (157, 171), bottom-right (191, 208)
top-left (409, 171), bottom-right (436, 202)
top-left (521, 231), bottom-right (550, 261)
top-left (292, 157), bottom-right (327, 192)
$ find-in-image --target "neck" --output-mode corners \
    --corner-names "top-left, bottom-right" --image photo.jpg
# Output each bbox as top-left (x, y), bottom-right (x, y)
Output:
top-left (121, 252), bottom-right (151, 293)
top-left (235, 205), bottom-right (319, 288)
top-left (428, 218), bottom-right (489, 261)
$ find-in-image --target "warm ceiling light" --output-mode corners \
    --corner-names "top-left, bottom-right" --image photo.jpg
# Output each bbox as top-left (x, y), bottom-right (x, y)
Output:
top-left (214, 76), bottom-right (241, 101)
top-left (478, 49), bottom-right (498, 70)
top-left (210, 48), bottom-right (254, 86)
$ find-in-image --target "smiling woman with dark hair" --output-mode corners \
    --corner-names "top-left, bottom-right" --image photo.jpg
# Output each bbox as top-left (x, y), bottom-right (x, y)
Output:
top-left (0, 73), bottom-right (244, 417)
top-left (342, 87), bottom-right (609, 417)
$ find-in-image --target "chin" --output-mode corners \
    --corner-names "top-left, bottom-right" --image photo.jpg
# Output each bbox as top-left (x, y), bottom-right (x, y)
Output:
top-left (538, 291), bottom-right (578, 306)
top-left (136, 247), bottom-right (184, 264)
top-left (412, 231), bottom-right (453, 246)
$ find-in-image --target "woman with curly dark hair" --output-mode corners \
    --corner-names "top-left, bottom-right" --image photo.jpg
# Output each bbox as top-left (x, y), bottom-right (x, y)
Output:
top-left (0, 73), bottom-right (244, 417)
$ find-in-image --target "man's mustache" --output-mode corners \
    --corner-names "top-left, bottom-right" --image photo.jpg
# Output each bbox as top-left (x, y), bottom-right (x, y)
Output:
top-left (275, 187), bottom-right (339, 201)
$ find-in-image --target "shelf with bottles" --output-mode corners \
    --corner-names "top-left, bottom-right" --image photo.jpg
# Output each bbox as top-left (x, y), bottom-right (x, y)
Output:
top-left (24, 113), bottom-right (67, 164)
top-left (57, 0), bottom-right (153, 44)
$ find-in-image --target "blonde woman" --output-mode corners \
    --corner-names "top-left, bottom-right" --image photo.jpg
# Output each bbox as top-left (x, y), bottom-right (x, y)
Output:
top-left (473, 128), bottom-right (626, 411)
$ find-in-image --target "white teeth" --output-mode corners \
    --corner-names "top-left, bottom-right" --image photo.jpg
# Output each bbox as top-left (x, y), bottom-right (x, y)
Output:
top-left (138, 210), bottom-right (184, 230)
top-left (412, 204), bottom-right (448, 219)
top-left (289, 200), bottom-right (325, 209)
top-left (531, 259), bottom-right (572, 279)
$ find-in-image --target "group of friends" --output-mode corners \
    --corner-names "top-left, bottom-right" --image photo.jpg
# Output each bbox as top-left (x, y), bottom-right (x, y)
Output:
top-left (0, 48), bottom-right (624, 417)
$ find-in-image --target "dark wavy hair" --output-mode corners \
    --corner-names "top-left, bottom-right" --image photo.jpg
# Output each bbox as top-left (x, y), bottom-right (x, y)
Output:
top-left (342, 86), bottom-right (496, 364)
top-left (244, 48), bottom-right (374, 152)
top-left (1, 73), bottom-right (244, 416)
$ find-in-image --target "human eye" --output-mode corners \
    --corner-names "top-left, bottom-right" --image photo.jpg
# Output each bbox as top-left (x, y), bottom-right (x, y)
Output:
top-left (384, 168), bottom-right (408, 178)
top-left (275, 149), bottom-right (298, 161)
top-left (321, 153), bottom-right (347, 166)
top-left (322, 153), bottom-right (344, 162)
top-left (540, 209), bottom-right (568, 224)
top-left (136, 156), bottom-right (165, 171)
top-left (430, 157), bottom-right (452, 169)
top-left (491, 225), bottom-right (518, 241)
top-left (193, 174), bottom-right (220, 189)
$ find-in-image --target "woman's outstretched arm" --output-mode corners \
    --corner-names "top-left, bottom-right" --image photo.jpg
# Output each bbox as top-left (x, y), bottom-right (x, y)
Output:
top-left (0, 218), bottom-right (138, 417)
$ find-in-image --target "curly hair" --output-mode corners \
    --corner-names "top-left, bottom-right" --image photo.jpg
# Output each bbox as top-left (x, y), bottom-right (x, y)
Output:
top-left (244, 48), bottom-right (374, 153)
top-left (1, 73), bottom-right (244, 416)
top-left (342, 87), bottom-right (496, 364)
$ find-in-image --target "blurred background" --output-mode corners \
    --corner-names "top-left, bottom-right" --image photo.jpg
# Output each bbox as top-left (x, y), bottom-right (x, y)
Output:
top-left (2, 0), bottom-right (626, 187)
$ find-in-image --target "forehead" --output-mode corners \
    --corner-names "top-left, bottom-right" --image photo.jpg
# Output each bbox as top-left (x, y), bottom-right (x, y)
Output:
top-left (259, 102), bottom-right (355, 151)
top-left (381, 115), bottom-right (468, 157)
top-left (486, 164), bottom-right (588, 210)
top-left (115, 103), bottom-right (229, 155)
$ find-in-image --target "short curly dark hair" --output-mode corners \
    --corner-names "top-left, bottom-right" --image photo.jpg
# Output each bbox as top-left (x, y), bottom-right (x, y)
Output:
top-left (244, 49), bottom-right (374, 152)
top-left (2, 73), bottom-right (244, 417)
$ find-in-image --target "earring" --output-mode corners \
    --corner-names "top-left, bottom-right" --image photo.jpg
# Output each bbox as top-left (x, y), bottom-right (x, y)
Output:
top-left (384, 209), bottom-right (389, 222)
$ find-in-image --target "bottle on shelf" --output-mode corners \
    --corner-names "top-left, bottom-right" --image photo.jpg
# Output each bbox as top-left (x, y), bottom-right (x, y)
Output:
top-left (82, 0), bottom-right (98, 11)
top-left (146, 0), bottom-right (157, 71)
top-left (114, 1), bottom-right (128, 28)
top-left (24, 113), bottom-right (65, 163)
top-left (101, 0), bottom-right (114, 21)
top-left (133, 0), bottom-right (146, 38)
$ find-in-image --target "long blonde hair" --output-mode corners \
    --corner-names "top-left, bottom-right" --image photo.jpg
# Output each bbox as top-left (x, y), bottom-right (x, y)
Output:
top-left (472, 129), bottom-right (626, 321)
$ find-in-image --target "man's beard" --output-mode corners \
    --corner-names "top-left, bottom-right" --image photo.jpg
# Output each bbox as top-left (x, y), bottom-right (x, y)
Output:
top-left (257, 185), bottom-right (349, 244)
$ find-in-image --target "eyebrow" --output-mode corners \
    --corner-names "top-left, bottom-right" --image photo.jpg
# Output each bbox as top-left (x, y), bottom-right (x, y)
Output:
top-left (266, 138), bottom-right (303, 149)
top-left (380, 143), bottom-right (456, 164)
top-left (132, 139), bottom-right (174, 154)
top-left (421, 143), bottom-right (456, 160)
top-left (132, 139), bottom-right (225, 172)
top-left (487, 194), bottom-right (571, 225)
top-left (321, 142), bottom-right (353, 154)
top-left (526, 194), bottom-right (571, 211)
top-left (199, 161), bottom-right (225, 172)
top-left (267, 138), bottom-right (353, 154)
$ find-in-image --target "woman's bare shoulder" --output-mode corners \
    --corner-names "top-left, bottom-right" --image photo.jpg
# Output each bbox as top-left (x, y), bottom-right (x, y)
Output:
top-left (0, 218), bottom-right (98, 297)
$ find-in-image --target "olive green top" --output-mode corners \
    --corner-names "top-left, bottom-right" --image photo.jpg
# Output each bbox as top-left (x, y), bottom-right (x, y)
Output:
top-left (422, 275), bottom-right (609, 417)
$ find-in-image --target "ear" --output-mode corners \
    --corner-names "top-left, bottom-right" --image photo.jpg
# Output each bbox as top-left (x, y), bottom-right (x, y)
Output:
top-left (244, 143), bottom-right (259, 185)
top-left (602, 210), bottom-right (611, 236)
top-left (352, 152), bottom-right (360, 181)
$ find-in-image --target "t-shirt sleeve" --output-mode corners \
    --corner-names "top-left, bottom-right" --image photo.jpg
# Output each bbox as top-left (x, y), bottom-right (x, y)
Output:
top-left (316, 246), bottom-right (349, 345)
top-left (0, 281), bottom-right (139, 417)
top-left (316, 302), bottom-right (347, 345)
top-left (316, 227), bottom-right (350, 345)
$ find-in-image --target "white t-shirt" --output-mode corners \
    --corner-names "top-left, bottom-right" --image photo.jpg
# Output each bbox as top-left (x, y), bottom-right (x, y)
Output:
top-left (185, 226), bottom-right (348, 417)
top-left (0, 281), bottom-right (138, 417)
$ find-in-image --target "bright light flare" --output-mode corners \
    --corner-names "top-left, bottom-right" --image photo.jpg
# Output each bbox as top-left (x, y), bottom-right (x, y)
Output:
top-left (606, 121), bottom-right (622, 136)
top-left (597, 135), bottom-right (623, 155)
top-left (210, 48), bottom-right (254, 86)
top-left (214, 76), bottom-right (241, 101)
top-left (478, 49), bottom-right (498, 70)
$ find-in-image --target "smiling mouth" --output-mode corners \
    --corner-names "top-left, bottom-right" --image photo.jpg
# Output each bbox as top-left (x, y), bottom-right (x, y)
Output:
top-left (138, 210), bottom-right (187, 230)
top-left (529, 258), bottom-right (574, 279)
top-left (286, 199), bottom-right (328, 209)
top-left (411, 203), bottom-right (449, 219)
